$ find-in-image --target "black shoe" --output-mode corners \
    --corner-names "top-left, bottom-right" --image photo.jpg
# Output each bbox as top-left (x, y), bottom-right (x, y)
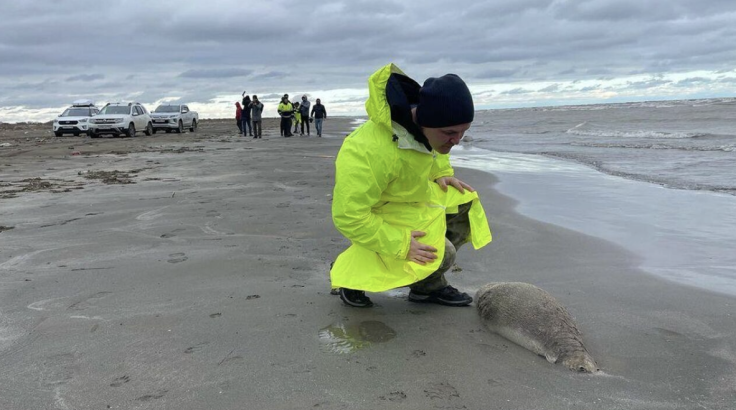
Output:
top-left (408, 285), bottom-right (472, 306)
top-left (339, 288), bottom-right (373, 308)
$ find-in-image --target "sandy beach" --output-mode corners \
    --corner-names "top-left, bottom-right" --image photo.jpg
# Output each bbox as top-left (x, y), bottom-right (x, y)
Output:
top-left (1, 118), bottom-right (735, 409)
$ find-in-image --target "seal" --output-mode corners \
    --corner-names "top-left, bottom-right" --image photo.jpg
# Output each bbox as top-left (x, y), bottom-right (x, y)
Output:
top-left (475, 282), bottom-right (599, 372)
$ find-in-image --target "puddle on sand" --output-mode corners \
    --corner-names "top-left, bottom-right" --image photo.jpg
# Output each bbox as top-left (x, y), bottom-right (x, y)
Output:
top-left (318, 320), bottom-right (397, 354)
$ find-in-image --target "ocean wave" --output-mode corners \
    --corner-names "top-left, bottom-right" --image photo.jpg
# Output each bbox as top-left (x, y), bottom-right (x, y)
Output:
top-left (566, 127), bottom-right (695, 139)
top-left (569, 142), bottom-right (736, 152)
top-left (539, 152), bottom-right (736, 195)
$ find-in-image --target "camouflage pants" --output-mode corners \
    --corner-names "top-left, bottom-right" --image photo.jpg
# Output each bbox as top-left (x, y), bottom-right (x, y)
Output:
top-left (410, 202), bottom-right (472, 293)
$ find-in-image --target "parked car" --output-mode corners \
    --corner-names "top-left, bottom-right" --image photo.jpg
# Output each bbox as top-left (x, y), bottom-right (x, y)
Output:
top-left (88, 102), bottom-right (153, 138)
top-left (150, 104), bottom-right (198, 133)
top-left (53, 100), bottom-right (99, 137)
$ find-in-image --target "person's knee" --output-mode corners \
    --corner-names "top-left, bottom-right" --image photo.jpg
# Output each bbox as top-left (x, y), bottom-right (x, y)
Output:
top-left (438, 238), bottom-right (457, 273)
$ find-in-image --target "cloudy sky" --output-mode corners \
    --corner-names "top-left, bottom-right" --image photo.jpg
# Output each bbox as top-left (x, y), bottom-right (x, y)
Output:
top-left (2, 0), bottom-right (736, 122)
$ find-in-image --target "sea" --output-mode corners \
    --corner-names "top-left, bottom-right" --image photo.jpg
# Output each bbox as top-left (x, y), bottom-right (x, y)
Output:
top-left (447, 98), bottom-right (736, 296)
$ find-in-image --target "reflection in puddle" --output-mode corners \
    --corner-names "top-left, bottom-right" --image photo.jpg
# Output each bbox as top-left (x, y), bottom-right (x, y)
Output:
top-left (318, 320), bottom-right (397, 354)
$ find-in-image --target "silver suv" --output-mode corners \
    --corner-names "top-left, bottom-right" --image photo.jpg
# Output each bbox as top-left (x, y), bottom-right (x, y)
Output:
top-left (88, 102), bottom-right (153, 138)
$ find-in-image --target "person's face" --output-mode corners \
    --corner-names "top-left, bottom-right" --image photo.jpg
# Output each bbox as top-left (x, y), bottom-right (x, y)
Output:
top-left (422, 123), bottom-right (471, 154)
top-left (316, 99), bottom-right (321, 104)
top-left (302, 96), bottom-right (307, 101)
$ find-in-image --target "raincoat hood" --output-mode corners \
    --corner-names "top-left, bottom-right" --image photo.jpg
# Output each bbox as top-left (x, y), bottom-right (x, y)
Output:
top-left (365, 64), bottom-right (432, 151)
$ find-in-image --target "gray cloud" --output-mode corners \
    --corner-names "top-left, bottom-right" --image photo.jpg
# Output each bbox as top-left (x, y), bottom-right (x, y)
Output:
top-left (2, 0), bottom-right (736, 119)
top-left (500, 88), bottom-right (532, 95)
top-left (675, 77), bottom-right (711, 87)
top-left (626, 78), bottom-right (672, 89)
top-left (539, 84), bottom-right (561, 92)
top-left (179, 68), bottom-right (254, 79)
top-left (475, 68), bottom-right (517, 79)
top-left (66, 74), bottom-right (104, 82)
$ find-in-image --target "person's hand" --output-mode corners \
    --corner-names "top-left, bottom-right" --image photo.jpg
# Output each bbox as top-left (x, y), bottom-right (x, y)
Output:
top-left (435, 177), bottom-right (474, 194)
top-left (407, 231), bottom-right (437, 265)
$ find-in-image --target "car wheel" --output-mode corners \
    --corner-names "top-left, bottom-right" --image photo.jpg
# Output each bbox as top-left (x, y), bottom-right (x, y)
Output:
top-left (152, 128), bottom-right (157, 134)
top-left (176, 120), bottom-right (183, 134)
top-left (126, 123), bottom-right (136, 138)
top-left (89, 130), bottom-right (99, 138)
top-left (54, 131), bottom-right (63, 137)
top-left (189, 119), bottom-right (197, 132)
top-left (145, 122), bottom-right (153, 136)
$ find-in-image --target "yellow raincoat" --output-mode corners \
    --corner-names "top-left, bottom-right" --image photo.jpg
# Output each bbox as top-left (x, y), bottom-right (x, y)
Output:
top-left (330, 64), bottom-right (492, 292)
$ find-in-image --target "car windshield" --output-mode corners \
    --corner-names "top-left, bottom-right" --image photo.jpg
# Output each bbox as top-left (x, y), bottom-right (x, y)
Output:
top-left (100, 106), bottom-right (131, 115)
top-left (154, 105), bottom-right (179, 113)
top-left (61, 108), bottom-right (90, 117)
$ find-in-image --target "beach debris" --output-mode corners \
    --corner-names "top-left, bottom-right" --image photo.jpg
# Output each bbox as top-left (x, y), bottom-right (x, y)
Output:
top-left (0, 142), bottom-right (12, 147)
top-left (158, 146), bottom-right (202, 154)
top-left (476, 282), bottom-right (599, 372)
top-left (246, 294), bottom-right (260, 300)
top-left (83, 170), bottom-right (136, 184)
top-left (0, 225), bottom-right (14, 233)
top-left (0, 178), bottom-right (82, 198)
top-left (451, 263), bottom-right (463, 272)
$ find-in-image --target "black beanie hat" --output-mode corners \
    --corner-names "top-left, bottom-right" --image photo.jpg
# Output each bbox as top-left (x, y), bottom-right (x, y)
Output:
top-left (416, 74), bottom-right (474, 128)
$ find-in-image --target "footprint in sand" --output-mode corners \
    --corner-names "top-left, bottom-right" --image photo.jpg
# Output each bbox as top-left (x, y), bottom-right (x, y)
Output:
top-left (110, 375), bottom-right (131, 387)
top-left (67, 291), bottom-right (112, 311)
top-left (424, 381), bottom-right (461, 401)
top-left (161, 228), bottom-right (186, 238)
top-left (167, 253), bottom-right (188, 263)
top-left (136, 390), bottom-right (168, 402)
top-left (379, 391), bottom-right (407, 402)
top-left (184, 342), bottom-right (209, 354)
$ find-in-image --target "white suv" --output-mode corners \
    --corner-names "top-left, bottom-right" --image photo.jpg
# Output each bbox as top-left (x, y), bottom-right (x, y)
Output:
top-left (53, 100), bottom-right (99, 137)
top-left (88, 102), bottom-right (153, 138)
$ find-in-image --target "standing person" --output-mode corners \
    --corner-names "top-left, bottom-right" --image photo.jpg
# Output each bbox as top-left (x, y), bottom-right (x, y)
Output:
top-left (299, 95), bottom-right (311, 136)
top-left (241, 93), bottom-right (253, 136)
top-left (311, 98), bottom-right (327, 137)
top-left (277, 94), bottom-right (294, 137)
top-left (235, 102), bottom-right (243, 135)
top-left (330, 63), bottom-right (492, 308)
top-left (250, 95), bottom-right (264, 138)
top-left (293, 102), bottom-right (302, 135)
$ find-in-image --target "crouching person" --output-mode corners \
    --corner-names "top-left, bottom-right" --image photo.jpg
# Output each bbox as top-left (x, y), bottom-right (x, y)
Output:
top-left (330, 63), bottom-right (492, 308)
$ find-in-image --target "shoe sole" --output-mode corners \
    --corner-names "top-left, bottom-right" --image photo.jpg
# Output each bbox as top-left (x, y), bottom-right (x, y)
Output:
top-left (408, 294), bottom-right (472, 306)
top-left (339, 289), bottom-right (374, 308)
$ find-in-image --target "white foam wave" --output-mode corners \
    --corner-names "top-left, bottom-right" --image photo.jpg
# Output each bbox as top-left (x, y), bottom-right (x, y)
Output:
top-left (566, 128), bottom-right (694, 139)
top-left (569, 142), bottom-right (736, 152)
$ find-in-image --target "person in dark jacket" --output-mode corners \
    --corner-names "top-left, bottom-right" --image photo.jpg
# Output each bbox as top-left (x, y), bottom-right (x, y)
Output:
top-left (241, 93), bottom-right (253, 136)
top-left (250, 95), bottom-right (264, 138)
top-left (299, 95), bottom-right (311, 136)
top-left (311, 98), bottom-right (327, 137)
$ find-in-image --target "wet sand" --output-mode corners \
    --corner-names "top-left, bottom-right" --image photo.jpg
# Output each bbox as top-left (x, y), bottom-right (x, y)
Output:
top-left (1, 118), bottom-right (735, 409)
